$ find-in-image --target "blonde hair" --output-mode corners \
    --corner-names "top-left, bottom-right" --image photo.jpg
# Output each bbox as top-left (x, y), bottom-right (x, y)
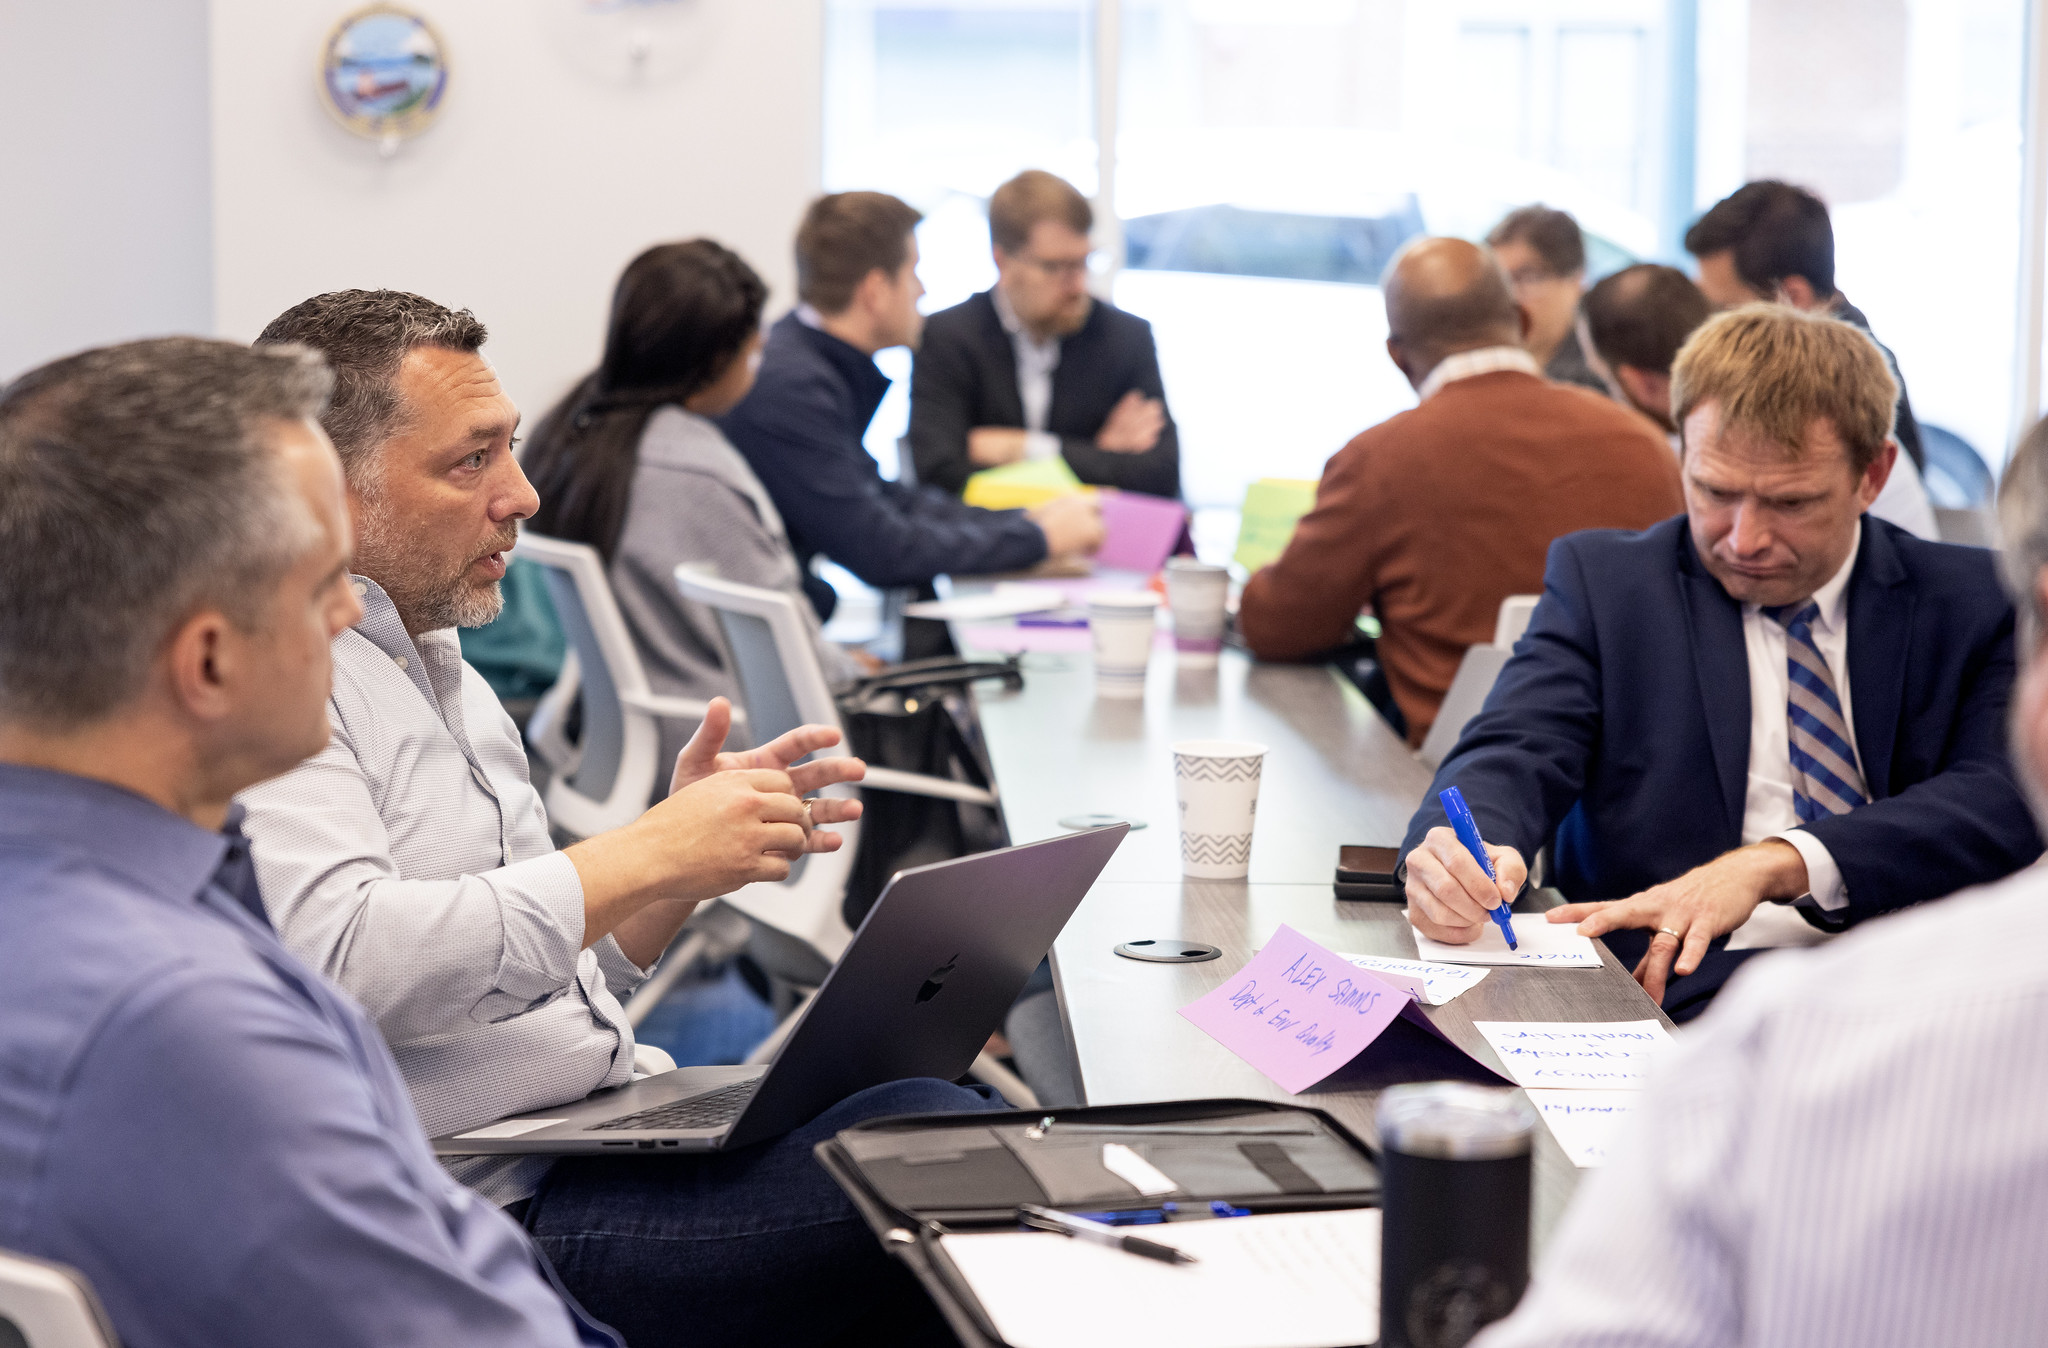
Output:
top-left (1669, 304), bottom-right (1898, 474)
top-left (989, 170), bottom-right (1093, 254)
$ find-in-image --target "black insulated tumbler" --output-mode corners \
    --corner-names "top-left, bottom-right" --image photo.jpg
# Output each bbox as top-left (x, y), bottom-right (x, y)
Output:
top-left (1375, 1082), bottom-right (1537, 1348)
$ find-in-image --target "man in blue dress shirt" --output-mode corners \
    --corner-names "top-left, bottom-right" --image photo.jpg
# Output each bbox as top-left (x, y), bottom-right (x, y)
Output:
top-left (0, 338), bottom-right (617, 1346)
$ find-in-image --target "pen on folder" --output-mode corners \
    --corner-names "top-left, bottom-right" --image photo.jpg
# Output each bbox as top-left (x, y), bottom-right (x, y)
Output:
top-left (1018, 1204), bottom-right (1199, 1264)
top-left (1439, 786), bottom-right (1517, 951)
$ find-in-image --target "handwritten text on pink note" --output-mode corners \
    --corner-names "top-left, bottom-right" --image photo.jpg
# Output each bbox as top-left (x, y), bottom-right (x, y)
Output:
top-left (1178, 924), bottom-right (1411, 1094)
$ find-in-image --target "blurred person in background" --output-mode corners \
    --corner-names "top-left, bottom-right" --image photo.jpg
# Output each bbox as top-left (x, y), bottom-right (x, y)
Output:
top-left (523, 240), bottom-right (867, 766)
top-left (1238, 238), bottom-right (1681, 744)
top-left (1686, 180), bottom-right (1937, 537)
top-left (908, 169), bottom-right (1180, 499)
top-left (1486, 205), bottom-right (1605, 392)
top-left (1578, 262), bottom-right (1712, 438)
top-left (719, 191), bottom-right (1102, 625)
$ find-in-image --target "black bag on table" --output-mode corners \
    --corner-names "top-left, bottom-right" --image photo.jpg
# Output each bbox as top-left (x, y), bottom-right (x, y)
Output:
top-left (837, 655), bottom-right (1022, 930)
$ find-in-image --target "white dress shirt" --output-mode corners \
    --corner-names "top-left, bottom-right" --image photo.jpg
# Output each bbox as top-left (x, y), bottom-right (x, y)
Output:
top-left (1726, 524), bottom-right (1857, 949)
top-left (991, 283), bottom-right (1065, 461)
top-left (1476, 861), bottom-right (2048, 1348)
top-left (1870, 447), bottom-right (1938, 539)
top-left (238, 578), bottom-right (646, 1205)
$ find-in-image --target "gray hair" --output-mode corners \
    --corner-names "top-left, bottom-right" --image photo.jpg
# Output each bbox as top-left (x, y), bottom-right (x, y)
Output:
top-left (255, 289), bottom-right (486, 489)
top-left (0, 337), bottom-right (333, 727)
top-left (2001, 418), bottom-right (2048, 648)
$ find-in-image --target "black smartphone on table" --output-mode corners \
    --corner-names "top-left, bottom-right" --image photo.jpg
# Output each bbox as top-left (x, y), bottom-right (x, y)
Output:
top-left (1335, 845), bottom-right (1402, 901)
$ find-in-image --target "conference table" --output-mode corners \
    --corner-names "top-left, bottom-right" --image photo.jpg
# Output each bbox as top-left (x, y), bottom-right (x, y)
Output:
top-left (952, 622), bottom-right (1673, 1250)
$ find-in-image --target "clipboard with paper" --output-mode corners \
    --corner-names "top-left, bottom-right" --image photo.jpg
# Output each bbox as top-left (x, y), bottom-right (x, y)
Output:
top-left (815, 1098), bottom-right (1385, 1348)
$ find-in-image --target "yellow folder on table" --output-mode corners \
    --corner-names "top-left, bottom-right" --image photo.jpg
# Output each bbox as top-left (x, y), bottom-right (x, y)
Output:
top-left (962, 457), bottom-right (1086, 511)
top-left (1232, 477), bottom-right (1319, 574)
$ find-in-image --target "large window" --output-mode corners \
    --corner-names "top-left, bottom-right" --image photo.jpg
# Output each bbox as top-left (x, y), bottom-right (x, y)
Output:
top-left (825, 0), bottom-right (2031, 508)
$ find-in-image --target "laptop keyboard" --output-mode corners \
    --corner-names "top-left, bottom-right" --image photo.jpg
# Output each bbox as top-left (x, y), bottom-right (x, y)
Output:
top-left (592, 1080), bottom-right (759, 1132)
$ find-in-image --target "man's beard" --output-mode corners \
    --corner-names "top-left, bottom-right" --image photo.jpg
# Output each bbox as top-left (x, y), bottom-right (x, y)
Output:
top-left (356, 494), bottom-right (516, 634)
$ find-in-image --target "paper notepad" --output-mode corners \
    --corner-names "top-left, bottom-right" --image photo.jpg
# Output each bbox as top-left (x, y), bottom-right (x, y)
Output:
top-left (1233, 478), bottom-right (1318, 574)
top-left (938, 1209), bottom-right (1381, 1348)
top-left (1329, 953), bottom-right (1488, 1006)
top-left (1409, 913), bottom-right (1603, 968)
top-left (962, 457), bottom-right (1085, 510)
top-left (1525, 1089), bottom-right (1642, 1167)
top-left (1474, 1020), bottom-right (1674, 1090)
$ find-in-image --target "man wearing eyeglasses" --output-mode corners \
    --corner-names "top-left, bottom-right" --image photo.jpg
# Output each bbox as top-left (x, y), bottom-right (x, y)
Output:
top-left (1486, 205), bottom-right (1607, 394)
top-left (908, 170), bottom-right (1181, 499)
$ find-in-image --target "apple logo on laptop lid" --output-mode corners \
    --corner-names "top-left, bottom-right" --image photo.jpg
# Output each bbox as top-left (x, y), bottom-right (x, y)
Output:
top-left (916, 955), bottom-right (960, 1004)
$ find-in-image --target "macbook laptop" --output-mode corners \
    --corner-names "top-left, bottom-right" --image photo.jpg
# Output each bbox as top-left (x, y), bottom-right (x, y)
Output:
top-left (433, 823), bottom-right (1127, 1156)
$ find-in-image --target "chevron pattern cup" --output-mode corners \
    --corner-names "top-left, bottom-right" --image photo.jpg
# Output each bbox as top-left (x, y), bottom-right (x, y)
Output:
top-left (1172, 739), bottom-right (1267, 878)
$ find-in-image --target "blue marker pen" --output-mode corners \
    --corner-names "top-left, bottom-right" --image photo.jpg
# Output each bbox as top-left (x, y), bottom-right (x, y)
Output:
top-left (1439, 786), bottom-right (1517, 951)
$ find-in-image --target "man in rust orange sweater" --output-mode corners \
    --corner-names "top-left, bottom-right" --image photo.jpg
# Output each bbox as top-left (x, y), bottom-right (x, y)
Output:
top-left (1239, 237), bottom-right (1683, 746)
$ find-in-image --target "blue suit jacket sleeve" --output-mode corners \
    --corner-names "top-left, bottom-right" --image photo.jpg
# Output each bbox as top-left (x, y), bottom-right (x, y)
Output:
top-left (1801, 598), bottom-right (2034, 922)
top-left (727, 359), bottom-right (1048, 588)
top-left (1399, 537), bottom-right (1604, 867)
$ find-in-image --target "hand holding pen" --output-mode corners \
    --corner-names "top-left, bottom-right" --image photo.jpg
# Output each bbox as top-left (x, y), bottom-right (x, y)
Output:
top-left (1403, 786), bottom-right (1528, 947)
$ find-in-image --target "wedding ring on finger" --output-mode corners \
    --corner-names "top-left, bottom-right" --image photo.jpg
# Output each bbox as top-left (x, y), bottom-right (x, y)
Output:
top-left (1656, 926), bottom-right (1682, 940)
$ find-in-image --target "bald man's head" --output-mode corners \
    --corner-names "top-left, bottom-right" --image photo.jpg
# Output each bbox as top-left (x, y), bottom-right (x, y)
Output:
top-left (1382, 238), bottom-right (1525, 389)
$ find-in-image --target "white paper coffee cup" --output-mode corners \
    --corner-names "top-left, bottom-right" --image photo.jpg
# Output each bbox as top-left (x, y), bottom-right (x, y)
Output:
top-left (1172, 739), bottom-right (1267, 878)
top-left (1165, 559), bottom-right (1229, 668)
top-left (1088, 592), bottom-right (1161, 699)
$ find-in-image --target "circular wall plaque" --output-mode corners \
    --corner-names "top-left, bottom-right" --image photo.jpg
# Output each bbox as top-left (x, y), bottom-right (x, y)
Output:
top-left (318, 4), bottom-right (449, 145)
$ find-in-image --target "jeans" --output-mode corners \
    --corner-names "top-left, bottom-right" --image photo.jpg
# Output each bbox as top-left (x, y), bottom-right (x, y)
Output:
top-left (524, 1077), bottom-right (1001, 1348)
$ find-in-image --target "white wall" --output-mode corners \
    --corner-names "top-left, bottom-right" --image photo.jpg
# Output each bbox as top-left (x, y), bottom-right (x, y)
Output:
top-left (209, 0), bottom-right (823, 419)
top-left (0, 0), bottom-right (214, 382)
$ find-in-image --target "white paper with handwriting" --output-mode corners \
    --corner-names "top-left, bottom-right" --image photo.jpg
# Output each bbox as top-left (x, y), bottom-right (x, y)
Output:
top-left (1329, 953), bottom-right (1488, 1006)
top-left (1475, 1020), bottom-right (1674, 1089)
top-left (1409, 913), bottom-right (1603, 968)
top-left (1525, 1089), bottom-right (1642, 1167)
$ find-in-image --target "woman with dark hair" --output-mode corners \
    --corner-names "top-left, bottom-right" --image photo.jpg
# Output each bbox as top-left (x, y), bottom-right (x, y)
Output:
top-left (525, 239), bottom-right (861, 759)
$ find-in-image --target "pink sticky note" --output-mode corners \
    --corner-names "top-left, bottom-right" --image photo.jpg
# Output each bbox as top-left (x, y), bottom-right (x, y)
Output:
top-left (1095, 492), bottom-right (1189, 574)
top-left (1178, 924), bottom-right (1411, 1094)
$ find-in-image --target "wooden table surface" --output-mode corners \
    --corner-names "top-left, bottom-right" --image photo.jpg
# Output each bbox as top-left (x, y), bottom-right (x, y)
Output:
top-left (960, 636), bottom-right (1672, 1249)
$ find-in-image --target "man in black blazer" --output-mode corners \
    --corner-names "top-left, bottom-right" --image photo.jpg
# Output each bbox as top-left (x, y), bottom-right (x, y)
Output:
top-left (1400, 305), bottom-right (2040, 1021)
top-left (908, 170), bottom-right (1180, 499)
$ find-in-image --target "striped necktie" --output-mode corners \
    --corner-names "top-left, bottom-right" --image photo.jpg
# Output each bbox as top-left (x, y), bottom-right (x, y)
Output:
top-left (1762, 601), bottom-right (1869, 821)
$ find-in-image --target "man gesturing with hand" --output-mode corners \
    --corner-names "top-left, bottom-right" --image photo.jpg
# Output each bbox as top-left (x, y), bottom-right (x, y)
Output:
top-left (1400, 305), bottom-right (2040, 1021)
top-left (241, 290), bottom-right (994, 1348)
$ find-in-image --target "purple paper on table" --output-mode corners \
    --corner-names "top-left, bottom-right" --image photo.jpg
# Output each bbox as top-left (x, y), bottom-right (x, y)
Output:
top-left (1178, 924), bottom-right (1415, 1094)
top-left (1095, 492), bottom-right (1189, 574)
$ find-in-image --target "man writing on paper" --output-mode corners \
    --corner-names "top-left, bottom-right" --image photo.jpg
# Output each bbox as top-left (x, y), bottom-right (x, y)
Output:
top-left (1237, 237), bottom-right (1681, 744)
top-left (1474, 419), bottom-right (2048, 1348)
top-left (1400, 305), bottom-right (2041, 1021)
top-left (907, 170), bottom-right (1180, 499)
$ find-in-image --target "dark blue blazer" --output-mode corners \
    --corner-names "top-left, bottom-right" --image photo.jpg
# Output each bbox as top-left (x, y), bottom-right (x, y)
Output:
top-left (907, 289), bottom-right (1181, 498)
top-left (1400, 516), bottom-right (2041, 925)
top-left (718, 313), bottom-right (1047, 619)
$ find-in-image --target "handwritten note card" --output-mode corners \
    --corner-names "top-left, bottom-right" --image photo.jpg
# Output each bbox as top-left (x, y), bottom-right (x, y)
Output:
top-left (1330, 953), bottom-right (1488, 1006)
top-left (1180, 925), bottom-right (1411, 1094)
top-left (1474, 1020), bottom-right (1674, 1090)
top-left (1525, 1089), bottom-right (1642, 1168)
top-left (1409, 913), bottom-right (1603, 968)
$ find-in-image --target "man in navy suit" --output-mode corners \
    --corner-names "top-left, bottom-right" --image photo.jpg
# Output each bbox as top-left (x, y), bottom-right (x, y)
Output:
top-left (908, 170), bottom-right (1180, 499)
top-left (1401, 305), bottom-right (2040, 1021)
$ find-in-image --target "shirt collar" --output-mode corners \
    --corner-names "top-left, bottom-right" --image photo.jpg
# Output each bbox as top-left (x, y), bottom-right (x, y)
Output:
top-left (794, 303), bottom-right (826, 331)
top-left (1416, 345), bottom-right (1543, 402)
top-left (0, 762), bottom-right (239, 910)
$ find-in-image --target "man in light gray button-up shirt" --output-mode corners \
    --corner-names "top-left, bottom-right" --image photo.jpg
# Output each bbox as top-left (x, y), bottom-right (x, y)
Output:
top-left (240, 290), bottom-right (989, 1348)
